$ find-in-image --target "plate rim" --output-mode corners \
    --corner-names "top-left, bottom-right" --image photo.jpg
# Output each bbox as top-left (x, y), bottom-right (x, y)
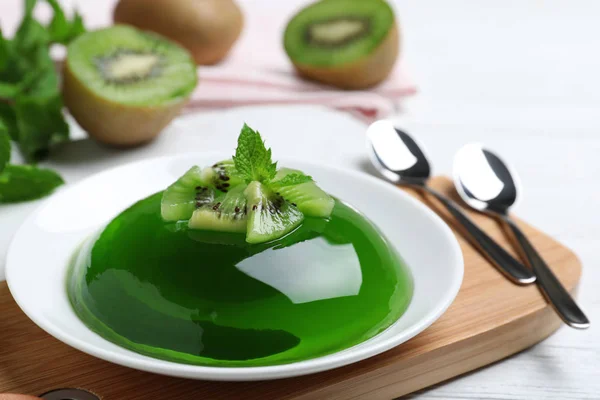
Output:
top-left (6, 153), bottom-right (464, 381)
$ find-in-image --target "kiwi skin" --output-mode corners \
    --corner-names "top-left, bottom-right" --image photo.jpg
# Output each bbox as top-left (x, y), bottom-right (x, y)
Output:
top-left (113, 0), bottom-right (244, 65)
top-left (292, 23), bottom-right (400, 90)
top-left (62, 63), bottom-right (189, 147)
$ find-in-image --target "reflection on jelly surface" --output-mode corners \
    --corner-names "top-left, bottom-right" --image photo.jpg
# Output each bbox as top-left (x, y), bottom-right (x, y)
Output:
top-left (67, 192), bottom-right (413, 367)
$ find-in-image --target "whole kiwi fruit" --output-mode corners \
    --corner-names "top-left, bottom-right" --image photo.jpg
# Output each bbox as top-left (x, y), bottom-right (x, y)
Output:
top-left (113, 0), bottom-right (244, 65)
top-left (284, 0), bottom-right (399, 89)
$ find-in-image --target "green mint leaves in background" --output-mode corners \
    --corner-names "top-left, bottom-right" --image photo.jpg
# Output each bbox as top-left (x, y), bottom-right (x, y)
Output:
top-left (46, 0), bottom-right (86, 45)
top-left (0, 122), bottom-right (9, 173)
top-left (233, 123), bottom-right (278, 184)
top-left (0, 164), bottom-right (64, 203)
top-left (0, 114), bottom-right (64, 203)
top-left (15, 94), bottom-right (70, 161)
top-left (0, 0), bottom-right (83, 162)
top-left (0, 0), bottom-right (82, 202)
top-left (0, 121), bottom-right (63, 203)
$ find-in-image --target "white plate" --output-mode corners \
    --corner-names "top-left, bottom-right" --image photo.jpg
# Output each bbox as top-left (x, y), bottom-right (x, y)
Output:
top-left (6, 153), bottom-right (463, 381)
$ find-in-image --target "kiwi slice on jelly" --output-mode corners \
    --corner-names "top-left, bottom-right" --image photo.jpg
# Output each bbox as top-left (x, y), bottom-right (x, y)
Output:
top-left (244, 181), bottom-right (304, 244)
top-left (189, 185), bottom-right (248, 233)
top-left (160, 123), bottom-right (335, 244)
top-left (200, 159), bottom-right (245, 192)
top-left (161, 166), bottom-right (213, 222)
top-left (63, 25), bottom-right (198, 146)
top-left (161, 161), bottom-right (244, 222)
top-left (283, 0), bottom-right (399, 89)
top-left (162, 164), bottom-right (333, 243)
top-left (273, 168), bottom-right (335, 218)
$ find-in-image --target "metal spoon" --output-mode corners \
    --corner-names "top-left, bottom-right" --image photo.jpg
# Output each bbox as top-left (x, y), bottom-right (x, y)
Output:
top-left (366, 120), bottom-right (535, 285)
top-left (453, 144), bottom-right (589, 329)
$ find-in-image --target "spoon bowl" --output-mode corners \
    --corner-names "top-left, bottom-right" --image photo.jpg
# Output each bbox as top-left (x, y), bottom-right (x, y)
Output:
top-left (366, 121), bottom-right (535, 285)
top-left (453, 144), bottom-right (589, 329)
top-left (366, 120), bottom-right (431, 184)
top-left (453, 144), bottom-right (519, 215)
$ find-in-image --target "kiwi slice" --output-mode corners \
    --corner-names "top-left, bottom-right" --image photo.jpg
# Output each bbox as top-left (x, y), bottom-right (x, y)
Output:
top-left (200, 159), bottom-right (245, 192)
top-left (63, 25), bottom-right (198, 146)
top-left (244, 181), bottom-right (304, 244)
top-left (189, 185), bottom-right (248, 232)
top-left (161, 166), bottom-right (215, 222)
top-left (160, 122), bottom-right (336, 244)
top-left (273, 168), bottom-right (335, 218)
top-left (283, 0), bottom-right (399, 89)
top-left (162, 165), bottom-right (333, 242)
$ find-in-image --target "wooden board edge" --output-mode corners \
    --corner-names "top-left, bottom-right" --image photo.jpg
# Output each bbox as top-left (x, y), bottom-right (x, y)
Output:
top-left (294, 283), bottom-right (580, 400)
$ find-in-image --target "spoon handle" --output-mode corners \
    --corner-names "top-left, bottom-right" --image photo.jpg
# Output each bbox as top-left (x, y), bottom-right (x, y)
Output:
top-left (422, 187), bottom-right (536, 285)
top-left (505, 217), bottom-right (590, 329)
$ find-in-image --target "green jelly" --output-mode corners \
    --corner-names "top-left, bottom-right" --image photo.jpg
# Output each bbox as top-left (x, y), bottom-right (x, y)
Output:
top-left (67, 192), bottom-right (413, 367)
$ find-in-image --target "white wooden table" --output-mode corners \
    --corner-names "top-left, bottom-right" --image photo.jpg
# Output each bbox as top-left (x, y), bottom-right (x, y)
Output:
top-left (1, 0), bottom-right (599, 399)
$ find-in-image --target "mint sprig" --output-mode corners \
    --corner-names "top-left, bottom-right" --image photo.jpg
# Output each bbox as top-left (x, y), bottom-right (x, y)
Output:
top-left (46, 0), bottom-right (86, 45)
top-left (271, 173), bottom-right (312, 187)
top-left (0, 0), bottom-right (79, 203)
top-left (0, 0), bottom-right (85, 162)
top-left (0, 164), bottom-right (64, 203)
top-left (233, 124), bottom-right (278, 184)
top-left (0, 122), bottom-right (9, 173)
top-left (0, 118), bottom-right (64, 203)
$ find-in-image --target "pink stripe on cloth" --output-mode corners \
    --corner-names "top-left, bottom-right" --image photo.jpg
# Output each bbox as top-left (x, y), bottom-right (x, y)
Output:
top-left (0, 0), bottom-right (417, 120)
top-left (186, 80), bottom-right (411, 121)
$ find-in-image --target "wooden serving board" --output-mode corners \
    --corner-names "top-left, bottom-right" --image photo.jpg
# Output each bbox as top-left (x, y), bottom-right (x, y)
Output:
top-left (0, 177), bottom-right (582, 400)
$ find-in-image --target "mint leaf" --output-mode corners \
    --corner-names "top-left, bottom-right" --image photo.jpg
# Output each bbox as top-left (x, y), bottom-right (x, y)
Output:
top-left (0, 29), bottom-right (10, 71)
top-left (271, 173), bottom-right (313, 187)
top-left (0, 0), bottom-right (84, 167)
top-left (21, 45), bottom-right (58, 97)
top-left (24, 0), bottom-right (37, 17)
top-left (14, 93), bottom-right (69, 162)
top-left (0, 121), bottom-right (10, 173)
top-left (13, 17), bottom-right (49, 56)
top-left (46, 0), bottom-right (86, 44)
top-left (46, 0), bottom-right (69, 42)
top-left (232, 124), bottom-right (277, 183)
top-left (68, 11), bottom-right (86, 40)
top-left (0, 103), bottom-right (19, 141)
top-left (0, 82), bottom-right (20, 98)
top-left (0, 164), bottom-right (63, 203)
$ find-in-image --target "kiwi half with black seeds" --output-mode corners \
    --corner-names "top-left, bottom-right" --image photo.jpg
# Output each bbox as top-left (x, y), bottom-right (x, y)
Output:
top-left (63, 25), bottom-right (198, 146)
top-left (284, 0), bottom-right (399, 89)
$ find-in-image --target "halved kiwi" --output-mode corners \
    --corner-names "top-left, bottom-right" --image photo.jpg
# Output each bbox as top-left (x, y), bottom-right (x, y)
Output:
top-left (273, 168), bottom-right (335, 218)
top-left (63, 25), bottom-right (198, 146)
top-left (244, 181), bottom-right (304, 244)
top-left (284, 0), bottom-right (399, 89)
